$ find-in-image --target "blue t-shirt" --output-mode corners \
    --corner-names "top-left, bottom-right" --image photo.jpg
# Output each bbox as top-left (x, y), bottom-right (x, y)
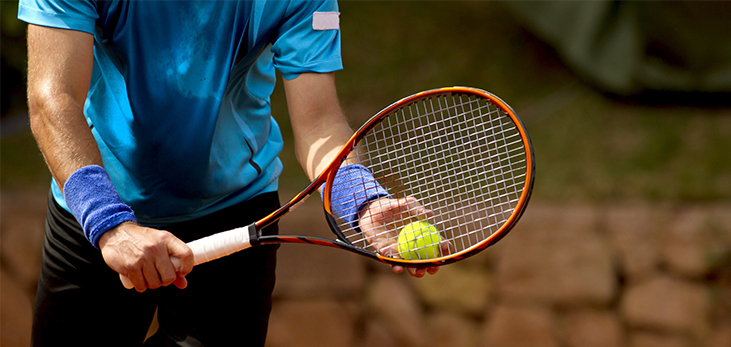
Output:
top-left (18, 0), bottom-right (342, 225)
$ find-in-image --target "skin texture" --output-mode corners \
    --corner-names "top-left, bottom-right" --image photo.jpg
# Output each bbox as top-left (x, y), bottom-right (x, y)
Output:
top-left (283, 74), bottom-right (440, 277)
top-left (27, 24), bottom-right (436, 292)
top-left (359, 197), bottom-right (447, 277)
top-left (27, 25), bottom-right (194, 292)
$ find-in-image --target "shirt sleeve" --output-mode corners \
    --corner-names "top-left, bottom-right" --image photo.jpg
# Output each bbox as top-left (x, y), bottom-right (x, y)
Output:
top-left (18, 0), bottom-right (98, 35)
top-left (270, 0), bottom-right (343, 80)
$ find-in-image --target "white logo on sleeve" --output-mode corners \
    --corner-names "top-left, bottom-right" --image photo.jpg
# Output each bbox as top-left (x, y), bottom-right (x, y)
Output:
top-left (312, 12), bottom-right (340, 30)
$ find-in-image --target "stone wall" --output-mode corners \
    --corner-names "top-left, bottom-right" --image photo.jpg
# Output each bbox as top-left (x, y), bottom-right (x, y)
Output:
top-left (268, 201), bottom-right (731, 347)
top-left (1, 191), bottom-right (46, 347)
top-left (2, 191), bottom-right (730, 346)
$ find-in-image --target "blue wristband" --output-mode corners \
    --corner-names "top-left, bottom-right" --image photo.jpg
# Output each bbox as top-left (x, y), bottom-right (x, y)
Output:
top-left (63, 165), bottom-right (137, 248)
top-left (326, 164), bottom-right (391, 229)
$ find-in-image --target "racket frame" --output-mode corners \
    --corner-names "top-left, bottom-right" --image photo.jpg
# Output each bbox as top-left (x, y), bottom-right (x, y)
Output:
top-left (122, 86), bottom-right (535, 289)
top-left (252, 86), bottom-right (535, 267)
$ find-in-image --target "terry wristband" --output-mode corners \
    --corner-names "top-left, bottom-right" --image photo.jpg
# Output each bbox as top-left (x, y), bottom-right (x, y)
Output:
top-left (63, 165), bottom-right (137, 248)
top-left (326, 164), bottom-right (391, 229)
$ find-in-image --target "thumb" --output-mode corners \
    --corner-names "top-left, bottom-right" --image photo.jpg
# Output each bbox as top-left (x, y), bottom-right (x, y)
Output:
top-left (166, 238), bottom-right (194, 276)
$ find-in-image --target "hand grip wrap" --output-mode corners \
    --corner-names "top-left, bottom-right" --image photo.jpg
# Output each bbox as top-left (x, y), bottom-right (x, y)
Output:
top-left (188, 225), bottom-right (253, 264)
top-left (120, 225), bottom-right (255, 289)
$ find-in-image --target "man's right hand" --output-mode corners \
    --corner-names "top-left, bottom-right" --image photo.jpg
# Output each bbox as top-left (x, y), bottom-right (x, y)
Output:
top-left (98, 222), bottom-right (194, 292)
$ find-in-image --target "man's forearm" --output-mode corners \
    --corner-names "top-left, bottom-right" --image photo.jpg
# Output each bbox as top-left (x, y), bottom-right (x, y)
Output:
top-left (28, 93), bottom-right (103, 190)
top-left (26, 24), bottom-right (99, 190)
top-left (294, 118), bottom-right (353, 180)
top-left (283, 72), bottom-right (354, 181)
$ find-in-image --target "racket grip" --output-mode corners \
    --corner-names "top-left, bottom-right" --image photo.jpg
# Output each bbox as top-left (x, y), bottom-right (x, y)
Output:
top-left (119, 225), bottom-right (256, 289)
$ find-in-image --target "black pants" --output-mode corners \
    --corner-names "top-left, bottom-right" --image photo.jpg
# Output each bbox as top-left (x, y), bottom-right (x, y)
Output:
top-left (32, 191), bottom-right (280, 347)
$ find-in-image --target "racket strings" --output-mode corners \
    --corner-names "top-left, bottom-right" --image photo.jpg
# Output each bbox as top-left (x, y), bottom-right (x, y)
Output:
top-left (327, 144), bottom-right (526, 219)
top-left (352, 119), bottom-right (524, 170)
top-left (348, 98), bottom-right (519, 253)
top-left (330, 93), bottom-right (528, 260)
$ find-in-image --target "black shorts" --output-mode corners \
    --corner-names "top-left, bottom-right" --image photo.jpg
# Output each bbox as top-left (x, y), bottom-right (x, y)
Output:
top-left (32, 191), bottom-right (280, 347)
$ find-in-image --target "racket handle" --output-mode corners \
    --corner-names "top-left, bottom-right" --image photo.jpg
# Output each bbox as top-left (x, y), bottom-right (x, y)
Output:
top-left (120, 225), bottom-right (256, 289)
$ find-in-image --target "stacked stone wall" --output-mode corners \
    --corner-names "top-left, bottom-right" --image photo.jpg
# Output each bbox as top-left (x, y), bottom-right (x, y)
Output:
top-left (2, 192), bottom-right (730, 347)
top-left (269, 201), bottom-right (731, 347)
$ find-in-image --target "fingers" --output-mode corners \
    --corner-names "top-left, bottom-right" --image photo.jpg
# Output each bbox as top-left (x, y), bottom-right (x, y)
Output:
top-left (361, 196), bottom-right (433, 228)
top-left (128, 248), bottom-right (179, 291)
top-left (164, 240), bottom-right (194, 290)
top-left (365, 196), bottom-right (443, 279)
top-left (440, 240), bottom-right (453, 256)
top-left (407, 267), bottom-right (427, 278)
top-left (154, 256), bottom-right (180, 288)
top-left (380, 196), bottom-right (434, 224)
top-left (124, 270), bottom-right (146, 292)
top-left (400, 196), bottom-right (434, 219)
top-left (361, 196), bottom-right (435, 256)
top-left (172, 275), bottom-right (189, 290)
top-left (133, 239), bottom-right (183, 290)
top-left (390, 264), bottom-right (439, 278)
top-left (141, 241), bottom-right (192, 290)
top-left (166, 238), bottom-right (194, 276)
top-left (124, 256), bottom-right (187, 292)
top-left (142, 262), bottom-right (165, 289)
top-left (390, 265), bottom-right (425, 277)
top-left (100, 223), bottom-right (193, 291)
top-left (377, 241), bottom-right (399, 257)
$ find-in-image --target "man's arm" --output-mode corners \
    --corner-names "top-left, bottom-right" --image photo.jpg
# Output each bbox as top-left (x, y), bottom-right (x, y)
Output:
top-left (281, 72), bottom-right (437, 277)
top-left (26, 25), bottom-right (99, 182)
top-left (27, 25), bottom-right (193, 291)
top-left (281, 72), bottom-right (351, 182)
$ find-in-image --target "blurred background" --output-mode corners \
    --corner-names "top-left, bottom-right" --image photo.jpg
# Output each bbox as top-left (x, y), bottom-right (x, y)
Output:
top-left (2, 1), bottom-right (731, 346)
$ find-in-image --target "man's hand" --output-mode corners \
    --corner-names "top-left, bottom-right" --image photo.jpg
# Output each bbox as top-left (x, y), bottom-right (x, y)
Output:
top-left (281, 73), bottom-right (447, 277)
top-left (99, 222), bottom-right (194, 292)
top-left (358, 196), bottom-right (448, 278)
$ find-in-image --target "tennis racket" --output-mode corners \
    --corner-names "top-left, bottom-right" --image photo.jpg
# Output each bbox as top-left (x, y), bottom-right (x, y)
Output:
top-left (121, 86), bottom-right (534, 288)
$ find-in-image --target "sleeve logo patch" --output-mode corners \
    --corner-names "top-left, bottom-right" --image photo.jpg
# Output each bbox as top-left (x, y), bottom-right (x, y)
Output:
top-left (313, 12), bottom-right (340, 31)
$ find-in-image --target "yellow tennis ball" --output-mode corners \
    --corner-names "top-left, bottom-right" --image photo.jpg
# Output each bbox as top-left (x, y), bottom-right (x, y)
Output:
top-left (397, 221), bottom-right (442, 260)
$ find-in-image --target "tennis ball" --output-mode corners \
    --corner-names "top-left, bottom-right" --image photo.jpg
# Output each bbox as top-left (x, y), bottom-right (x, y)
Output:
top-left (397, 221), bottom-right (442, 260)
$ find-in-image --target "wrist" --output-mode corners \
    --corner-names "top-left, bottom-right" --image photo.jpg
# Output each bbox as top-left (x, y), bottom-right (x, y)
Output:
top-left (64, 165), bottom-right (137, 248)
top-left (327, 164), bottom-right (391, 229)
top-left (97, 221), bottom-right (135, 249)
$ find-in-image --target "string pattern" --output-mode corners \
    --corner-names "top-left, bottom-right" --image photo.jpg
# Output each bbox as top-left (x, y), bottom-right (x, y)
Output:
top-left (328, 92), bottom-right (528, 260)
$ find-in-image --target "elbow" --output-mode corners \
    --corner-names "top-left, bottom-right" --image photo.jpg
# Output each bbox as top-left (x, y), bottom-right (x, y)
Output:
top-left (27, 89), bottom-right (48, 136)
top-left (26, 85), bottom-right (82, 135)
top-left (27, 88), bottom-right (55, 137)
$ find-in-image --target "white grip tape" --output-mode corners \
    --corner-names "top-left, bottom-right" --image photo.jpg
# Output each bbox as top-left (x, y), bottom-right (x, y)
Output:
top-left (120, 225), bottom-right (253, 289)
top-left (189, 225), bottom-right (252, 264)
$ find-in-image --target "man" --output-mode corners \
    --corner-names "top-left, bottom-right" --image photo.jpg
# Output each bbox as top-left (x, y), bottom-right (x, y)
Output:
top-left (20, 1), bottom-right (437, 346)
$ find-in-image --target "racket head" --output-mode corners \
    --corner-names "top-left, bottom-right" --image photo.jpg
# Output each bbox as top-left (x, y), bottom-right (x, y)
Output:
top-left (322, 87), bottom-right (535, 267)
